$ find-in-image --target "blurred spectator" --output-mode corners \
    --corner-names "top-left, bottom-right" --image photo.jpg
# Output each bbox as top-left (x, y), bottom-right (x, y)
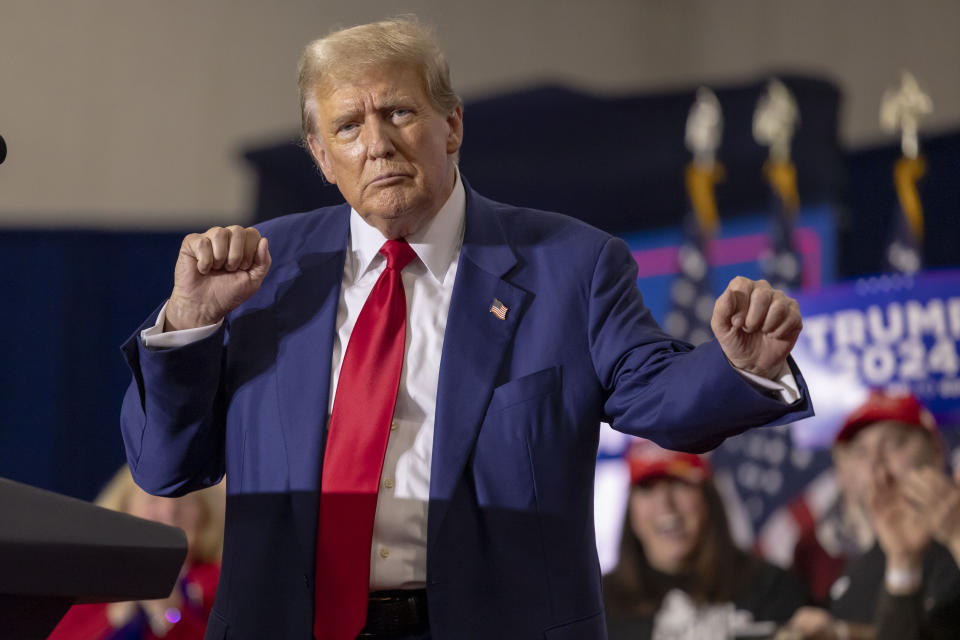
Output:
top-left (783, 391), bottom-right (960, 640)
top-left (790, 418), bottom-right (877, 605)
top-left (604, 440), bottom-right (807, 640)
top-left (49, 466), bottom-right (224, 640)
top-left (900, 465), bottom-right (960, 569)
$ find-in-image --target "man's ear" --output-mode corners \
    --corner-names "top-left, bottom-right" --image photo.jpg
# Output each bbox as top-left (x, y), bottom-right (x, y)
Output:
top-left (307, 134), bottom-right (337, 184)
top-left (445, 105), bottom-right (464, 155)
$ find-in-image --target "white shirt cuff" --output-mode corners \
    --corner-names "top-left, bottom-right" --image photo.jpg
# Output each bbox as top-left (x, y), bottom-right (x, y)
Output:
top-left (140, 301), bottom-right (223, 349)
top-left (733, 361), bottom-right (800, 404)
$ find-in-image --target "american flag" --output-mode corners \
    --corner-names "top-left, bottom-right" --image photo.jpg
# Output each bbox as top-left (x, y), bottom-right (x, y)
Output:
top-left (662, 164), bottom-right (720, 346)
top-left (759, 160), bottom-right (803, 291)
top-left (711, 425), bottom-right (834, 564)
top-left (489, 298), bottom-right (508, 320)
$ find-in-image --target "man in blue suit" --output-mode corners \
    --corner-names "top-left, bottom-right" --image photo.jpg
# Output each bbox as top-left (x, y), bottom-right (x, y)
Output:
top-left (121, 18), bottom-right (812, 640)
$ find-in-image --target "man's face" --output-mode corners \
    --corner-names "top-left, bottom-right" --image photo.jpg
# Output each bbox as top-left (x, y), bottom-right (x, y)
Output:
top-left (839, 420), bottom-right (939, 505)
top-left (307, 63), bottom-right (463, 239)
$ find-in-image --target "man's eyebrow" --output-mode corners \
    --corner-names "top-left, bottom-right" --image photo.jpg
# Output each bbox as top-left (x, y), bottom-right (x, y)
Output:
top-left (375, 93), bottom-right (416, 108)
top-left (326, 94), bottom-right (418, 130)
top-left (329, 110), bottom-right (360, 130)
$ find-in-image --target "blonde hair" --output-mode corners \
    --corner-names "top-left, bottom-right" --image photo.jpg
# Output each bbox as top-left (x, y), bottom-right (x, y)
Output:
top-left (97, 466), bottom-right (225, 563)
top-left (296, 16), bottom-right (461, 142)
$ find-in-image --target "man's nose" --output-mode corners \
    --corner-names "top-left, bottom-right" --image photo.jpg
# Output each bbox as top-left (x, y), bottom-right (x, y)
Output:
top-left (363, 118), bottom-right (396, 158)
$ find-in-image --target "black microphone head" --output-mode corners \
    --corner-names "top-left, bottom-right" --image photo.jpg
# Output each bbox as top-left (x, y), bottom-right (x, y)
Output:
top-left (0, 134), bottom-right (6, 164)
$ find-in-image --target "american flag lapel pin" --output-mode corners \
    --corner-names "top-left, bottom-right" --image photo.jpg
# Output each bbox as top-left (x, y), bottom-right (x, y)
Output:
top-left (489, 298), bottom-right (508, 320)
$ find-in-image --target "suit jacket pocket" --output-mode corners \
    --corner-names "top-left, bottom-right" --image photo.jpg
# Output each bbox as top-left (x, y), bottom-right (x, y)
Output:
top-left (542, 610), bottom-right (605, 639)
top-left (488, 366), bottom-right (561, 412)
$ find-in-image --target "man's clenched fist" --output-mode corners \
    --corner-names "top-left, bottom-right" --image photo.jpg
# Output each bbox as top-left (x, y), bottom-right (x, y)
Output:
top-left (711, 276), bottom-right (802, 380)
top-left (164, 225), bottom-right (271, 331)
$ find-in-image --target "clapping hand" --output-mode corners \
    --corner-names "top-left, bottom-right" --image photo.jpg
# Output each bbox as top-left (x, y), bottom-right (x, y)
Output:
top-left (901, 465), bottom-right (960, 569)
top-left (867, 465), bottom-right (931, 589)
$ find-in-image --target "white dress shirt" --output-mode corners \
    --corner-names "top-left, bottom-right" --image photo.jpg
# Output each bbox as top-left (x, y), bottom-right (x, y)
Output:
top-left (142, 169), bottom-right (798, 590)
top-left (326, 173), bottom-right (464, 589)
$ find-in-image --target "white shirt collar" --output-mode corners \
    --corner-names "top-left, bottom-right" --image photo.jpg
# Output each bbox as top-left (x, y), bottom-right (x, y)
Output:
top-left (349, 168), bottom-right (465, 284)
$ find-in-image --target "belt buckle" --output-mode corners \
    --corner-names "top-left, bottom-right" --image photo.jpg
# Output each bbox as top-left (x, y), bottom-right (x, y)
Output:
top-left (360, 589), bottom-right (428, 637)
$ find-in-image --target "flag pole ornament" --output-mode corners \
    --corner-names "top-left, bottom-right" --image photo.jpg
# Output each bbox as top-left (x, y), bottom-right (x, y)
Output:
top-left (880, 71), bottom-right (932, 273)
top-left (685, 87), bottom-right (723, 167)
top-left (881, 71), bottom-right (933, 161)
top-left (754, 79), bottom-right (803, 290)
top-left (754, 79), bottom-right (800, 216)
top-left (684, 87), bottom-right (724, 237)
top-left (754, 79), bottom-right (799, 163)
top-left (665, 88), bottom-right (723, 346)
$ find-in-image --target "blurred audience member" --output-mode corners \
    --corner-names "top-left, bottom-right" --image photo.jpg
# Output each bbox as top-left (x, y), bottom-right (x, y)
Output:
top-left (900, 464), bottom-right (960, 568)
top-left (604, 440), bottom-right (807, 640)
top-left (49, 466), bottom-right (224, 640)
top-left (791, 422), bottom-right (877, 604)
top-left (783, 391), bottom-right (960, 640)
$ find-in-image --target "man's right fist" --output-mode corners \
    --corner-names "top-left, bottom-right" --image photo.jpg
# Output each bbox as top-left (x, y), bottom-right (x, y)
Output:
top-left (164, 226), bottom-right (272, 331)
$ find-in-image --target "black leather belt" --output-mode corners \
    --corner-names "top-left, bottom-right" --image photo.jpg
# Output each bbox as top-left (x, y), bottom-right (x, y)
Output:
top-left (356, 589), bottom-right (429, 638)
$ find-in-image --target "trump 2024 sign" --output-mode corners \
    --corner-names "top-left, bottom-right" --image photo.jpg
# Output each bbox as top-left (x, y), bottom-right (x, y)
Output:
top-left (790, 270), bottom-right (960, 448)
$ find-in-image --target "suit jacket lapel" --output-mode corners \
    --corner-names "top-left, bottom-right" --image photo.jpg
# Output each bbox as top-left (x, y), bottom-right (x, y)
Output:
top-left (272, 206), bottom-right (349, 559)
top-left (428, 187), bottom-right (530, 547)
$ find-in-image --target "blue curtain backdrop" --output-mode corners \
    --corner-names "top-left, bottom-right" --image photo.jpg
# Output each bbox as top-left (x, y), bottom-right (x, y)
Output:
top-left (0, 231), bottom-right (185, 500)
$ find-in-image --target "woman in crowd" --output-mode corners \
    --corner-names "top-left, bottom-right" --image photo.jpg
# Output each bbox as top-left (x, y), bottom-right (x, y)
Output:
top-left (604, 440), bottom-right (808, 640)
top-left (49, 466), bottom-right (224, 640)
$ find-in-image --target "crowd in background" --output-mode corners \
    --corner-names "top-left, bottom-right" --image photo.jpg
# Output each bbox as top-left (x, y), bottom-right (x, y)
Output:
top-left (605, 391), bottom-right (960, 640)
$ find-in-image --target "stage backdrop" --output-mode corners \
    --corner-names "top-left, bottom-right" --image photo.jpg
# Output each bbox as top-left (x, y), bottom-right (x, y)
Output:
top-left (2, 77), bottom-right (958, 568)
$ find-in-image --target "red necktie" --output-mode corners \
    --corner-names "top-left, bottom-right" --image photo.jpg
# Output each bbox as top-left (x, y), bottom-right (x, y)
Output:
top-left (314, 238), bottom-right (417, 640)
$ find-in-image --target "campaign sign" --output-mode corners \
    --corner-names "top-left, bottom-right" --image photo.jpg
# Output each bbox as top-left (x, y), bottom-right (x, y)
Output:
top-left (790, 270), bottom-right (960, 448)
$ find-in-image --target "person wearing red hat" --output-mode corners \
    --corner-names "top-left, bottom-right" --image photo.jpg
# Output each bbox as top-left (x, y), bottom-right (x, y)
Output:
top-left (784, 391), bottom-right (960, 640)
top-left (603, 440), bottom-right (807, 640)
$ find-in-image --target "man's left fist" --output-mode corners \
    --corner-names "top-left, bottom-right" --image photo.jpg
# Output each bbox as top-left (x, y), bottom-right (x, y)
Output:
top-left (711, 277), bottom-right (802, 380)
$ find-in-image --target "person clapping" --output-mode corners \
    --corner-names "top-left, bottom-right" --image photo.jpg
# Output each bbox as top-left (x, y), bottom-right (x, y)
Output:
top-left (783, 392), bottom-right (960, 640)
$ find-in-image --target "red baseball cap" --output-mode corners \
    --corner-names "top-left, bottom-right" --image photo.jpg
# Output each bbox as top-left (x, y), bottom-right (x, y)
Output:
top-left (626, 439), bottom-right (711, 486)
top-left (834, 390), bottom-right (941, 450)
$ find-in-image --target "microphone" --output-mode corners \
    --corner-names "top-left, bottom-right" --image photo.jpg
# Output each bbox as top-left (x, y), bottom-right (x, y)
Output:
top-left (0, 134), bottom-right (6, 164)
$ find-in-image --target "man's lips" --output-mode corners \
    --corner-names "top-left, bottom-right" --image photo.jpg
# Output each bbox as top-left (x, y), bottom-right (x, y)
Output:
top-left (368, 172), bottom-right (411, 187)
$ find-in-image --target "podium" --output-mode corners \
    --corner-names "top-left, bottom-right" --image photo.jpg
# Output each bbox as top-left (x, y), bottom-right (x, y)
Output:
top-left (0, 477), bottom-right (188, 639)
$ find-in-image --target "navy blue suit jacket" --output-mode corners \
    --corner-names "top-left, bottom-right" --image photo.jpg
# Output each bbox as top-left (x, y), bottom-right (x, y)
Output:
top-left (121, 184), bottom-right (813, 639)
